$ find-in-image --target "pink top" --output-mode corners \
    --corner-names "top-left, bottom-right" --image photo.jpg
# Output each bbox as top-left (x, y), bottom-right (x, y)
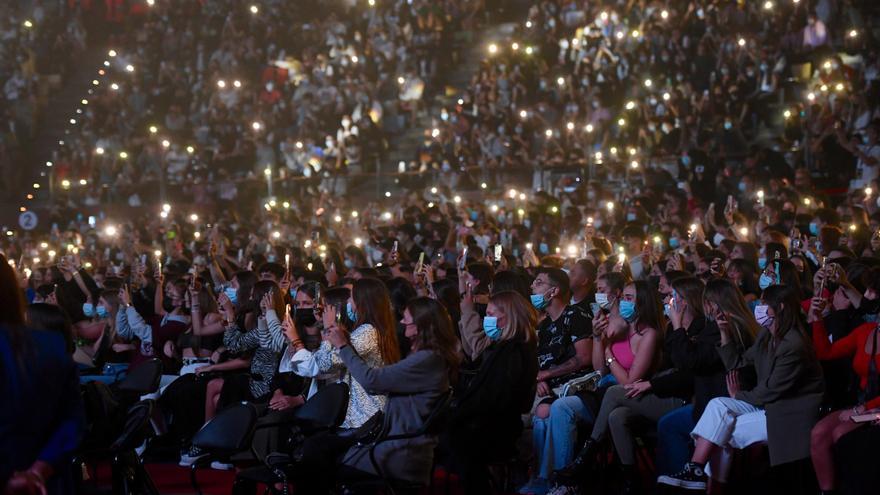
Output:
top-left (610, 337), bottom-right (636, 371)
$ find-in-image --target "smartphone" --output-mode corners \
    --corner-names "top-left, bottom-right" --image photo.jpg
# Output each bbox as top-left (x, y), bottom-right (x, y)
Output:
top-left (590, 302), bottom-right (601, 316)
top-left (494, 244), bottom-right (502, 262)
top-left (392, 240), bottom-right (399, 255)
top-left (460, 246), bottom-right (468, 270)
top-left (851, 413), bottom-right (880, 423)
top-left (416, 252), bottom-right (425, 272)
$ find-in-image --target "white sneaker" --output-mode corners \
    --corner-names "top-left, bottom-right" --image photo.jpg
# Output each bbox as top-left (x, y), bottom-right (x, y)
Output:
top-left (210, 460), bottom-right (234, 471)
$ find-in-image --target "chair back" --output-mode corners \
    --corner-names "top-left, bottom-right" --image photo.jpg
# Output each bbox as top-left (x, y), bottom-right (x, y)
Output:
top-left (418, 389), bottom-right (454, 436)
top-left (292, 381), bottom-right (350, 431)
top-left (110, 400), bottom-right (154, 452)
top-left (116, 359), bottom-right (162, 395)
top-left (192, 402), bottom-right (258, 454)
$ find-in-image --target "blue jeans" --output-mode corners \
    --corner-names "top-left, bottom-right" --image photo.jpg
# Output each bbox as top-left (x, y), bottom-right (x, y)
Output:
top-left (656, 404), bottom-right (695, 476)
top-left (532, 396), bottom-right (594, 479)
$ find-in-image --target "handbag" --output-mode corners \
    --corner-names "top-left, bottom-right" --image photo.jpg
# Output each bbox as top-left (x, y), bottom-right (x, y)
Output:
top-left (553, 370), bottom-right (602, 397)
top-left (336, 411), bottom-right (386, 445)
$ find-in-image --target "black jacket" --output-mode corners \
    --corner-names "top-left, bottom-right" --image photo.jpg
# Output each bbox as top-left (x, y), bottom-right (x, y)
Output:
top-left (449, 338), bottom-right (537, 452)
top-left (652, 318), bottom-right (739, 419)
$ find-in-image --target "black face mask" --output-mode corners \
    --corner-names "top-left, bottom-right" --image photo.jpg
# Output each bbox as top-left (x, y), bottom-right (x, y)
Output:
top-left (163, 297), bottom-right (175, 313)
top-left (295, 308), bottom-right (317, 328)
top-left (862, 297), bottom-right (880, 315)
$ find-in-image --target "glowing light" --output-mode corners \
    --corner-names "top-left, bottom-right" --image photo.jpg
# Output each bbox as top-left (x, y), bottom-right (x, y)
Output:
top-left (104, 225), bottom-right (117, 237)
top-left (567, 244), bottom-right (578, 256)
top-left (660, 10), bottom-right (669, 19)
top-left (526, 20), bottom-right (532, 28)
top-left (835, 82), bottom-right (845, 92)
top-left (233, 79), bottom-right (242, 88)
top-left (110, 83), bottom-right (119, 91)
top-left (866, 187), bottom-right (873, 196)
top-left (763, 1), bottom-right (773, 9)
top-left (108, 49), bottom-right (117, 57)
top-left (354, 237), bottom-right (363, 246)
top-left (630, 160), bottom-right (639, 169)
top-left (807, 92), bottom-right (816, 101)
top-left (81, 99), bottom-right (88, 105)
top-left (488, 43), bottom-right (498, 55)
top-left (490, 204), bottom-right (499, 212)
top-left (23, 20), bottom-right (33, 28)
top-left (92, 80), bottom-right (99, 86)
top-left (849, 29), bottom-right (858, 38)
top-left (606, 201), bottom-right (614, 211)
top-left (663, 92), bottom-right (671, 101)
top-left (566, 122), bottom-right (575, 131)
top-left (585, 124), bottom-right (594, 133)
top-left (820, 84), bottom-right (828, 92)
top-left (511, 42), bottom-right (519, 51)
top-left (295, 141), bottom-right (303, 149)
top-left (119, 151), bottom-right (128, 159)
top-left (631, 30), bottom-right (640, 38)
top-left (95, 147), bottom-right (105, 155)
top-left (519, 193), bottom-right (526, 201)
top-left (481, 182), bottom-right (488, 189)
top-left (125, 64), bottom-right (134, 72)
top-left (557, 76), bottom-right (565, 87)
top-left (61, 180), bottom-right (71, 188)
top-left (783, 109), bottom-right (792, 119)
top-left (351, 211), bottom-right (359, 218)
top-left (508, 189), bottom-right (518, 198)
top-left (551, 206), bottom-right (559, 213)
top-left (643, 78), bottom-right (652, 87)
top-left (625, 101), bottom-right (636, 110)
top-left (186, 146), bottom-right (195, 154)
top-left (385, 191), bottom-right (391, 198)
top-left (189, 213), bottom-right (199, 222)
top-left (162, 203), bottom-right (171, 212)
top-left (803, 197), bottom-right (812, 206)
top-left (595, 151), bottom-right (603, 160)
top-left (431, 128), bottom-right (440, 138)
top-left (615, 31), bottom-right (625, 40)
top-left (525, 46), bottom-right (534, 55)
top-left (161, 139), bottom-right (170, 148)
top-left (249, 5), bottom-right (259, 14)
top-left (397, 76), bottom-right (405, 85)
top-left (264, 167), bottom-right (271, 177)
top-left (217, 79), bottom-right (227, 89)
top-left (519, 109), bottom-right (528, 119)
top-left (273, 231), bottom-right (282, 239)
top-left (617, 118), bottom-right (626, 126)
top-left (79, 179), bottom-right (87, 186)
top-left (849, 223), bottom-right (857, 232)
top-left (453, 195), bottom-right (462, 204)
top-left (738, 38), bottom-right (746, 47)
top-left (149, 125), bottom-right (158, 134)
top-left (545, 129), bottom-right (553, 138)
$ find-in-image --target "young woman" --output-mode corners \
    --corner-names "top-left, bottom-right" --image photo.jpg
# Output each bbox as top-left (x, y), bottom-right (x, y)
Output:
top-left (556, 280), bottom-right (665, 486)
top-left (659, 285), bottom-right (824, 491)
top-left (176, 279), bottom-right (224, 373)
top-left (444, 290), bottom-right (538, 494)
top-left (808, 284), bottom-right (880, 494)
top-left (654, 279), bottom-right (758, 478)
top-left (286, 277), bottom-right (400, 428)
top-left (297, 297), bottom-right (459, 493)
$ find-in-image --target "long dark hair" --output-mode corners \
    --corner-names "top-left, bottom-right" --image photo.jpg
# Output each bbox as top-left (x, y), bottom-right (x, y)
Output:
top-left (761, 284), bottom-right (809, 346)
top-left (353, 277), bottom-right (400, 364)
top-left (27, 303), bottom-right (75, 354)
top-left (633, 280), bottom-right (665, 335)
top-left (324, 286), bottom-right (353, 330)
top-left (407, 297), bottom-right (461, 381)
top-left (0, 253), bottom-right (28, 367)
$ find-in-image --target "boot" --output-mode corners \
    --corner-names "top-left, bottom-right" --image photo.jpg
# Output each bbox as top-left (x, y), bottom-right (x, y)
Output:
top-left (620, 465), bottom-right (641, 495)
top-left (553, 438), bottom-right (597, 483)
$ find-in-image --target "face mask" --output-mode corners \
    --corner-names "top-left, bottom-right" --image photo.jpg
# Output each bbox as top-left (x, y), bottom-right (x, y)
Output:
top-left (346, 301), bottom-right (358, 322)
top-left (713, 233), bottom-right (726, 247)
top-left (758, 257), bottom-right (768, 270)
top-left (539, 243), bottom-right (549, 255)
top-left (738, 181), bottom-right (747, 192)
top-left (809, 222), bottom-right (819, 236)
top-left (224, 287), bottom-right (239, 305)
top-left (470, 211), bottom-right (479, 221)
top-left (663, 303), bottom-right (671, 317)
top-left (531, 293), bottom-right (549, 311)
top-left (595, 293), bottom-right (610, 310)
top-left (343, 259), bottom-right (355, 269)
top-left (626, 213), bottom-right (637, 222)
top-left (759, 273), bottom-right (775, 290)
top-left (681, 155), bottom-right (692, 167)
top-left (754, 304), bottom-right (774, 328)
top-left (619, 300), bottom-right (637, 322)
top-left (96, 305), bottom-right (109, 319)
top-left (295, 308), bottom-right (318, 328)
top-left (724, 121), bottom-right (733, 130)
top-left (669, 237), bottom-right (681, 249)
top-left (83, 303), bottom-right (96, 318)
top-left (482, 316), bottom-right (501, 340)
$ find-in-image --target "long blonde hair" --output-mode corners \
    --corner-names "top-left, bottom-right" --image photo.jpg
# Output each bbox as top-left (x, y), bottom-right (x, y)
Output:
top-left (490, 290), bottom-right (537, 344)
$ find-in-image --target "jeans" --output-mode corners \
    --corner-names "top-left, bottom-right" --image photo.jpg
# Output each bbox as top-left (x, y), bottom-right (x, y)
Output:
top-left (657, 404), bottom-right (695, 476)
top-left (532, 396), bottom-right (594, 479)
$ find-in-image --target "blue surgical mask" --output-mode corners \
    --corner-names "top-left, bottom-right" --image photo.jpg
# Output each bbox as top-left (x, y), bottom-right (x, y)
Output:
top-left (663, 303), bottom-right (671, 316)
top-left (758, 257), bottom-right (768, 270)
top-left (539, 243), bottom-right (549, 255)
top-left (531, 293), bottom-right (549, 310)
top-left (595, 293), bottom-right (610, 309)
top-left (759, 273), bottom-right (774, 290)
top-left (289, 288), bottom-right (297, 300)
top-left (96, 305), bottom-right (109, 319)
top-left (83, 302), bottom-right (96, 318)
top-left (470, 211), bottom-right (479, 221)
top-left (626, 212), bottom-right (637, 222)
top-left (344, 258), bottom-right (355, 269)
top-left (669, 237), bottom-right (681, 249)
top-left (809, 222), bottom-right (819, 236)
top-left (619, 300), bottom-right (637, 322)
top-left (224, 287), bottom-right (239, 305)
top-left (681, 155), bottom-right (692, 167)
top-left (346, 301), bottom-right (358, 322)
top-left (482, 316), bottom-right (501, 340)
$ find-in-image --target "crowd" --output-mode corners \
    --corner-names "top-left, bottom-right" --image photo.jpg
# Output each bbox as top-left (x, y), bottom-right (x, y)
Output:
top-left (1, 1), bottom-right (87, 195)
top-left (4, 1), bottom-right (880, 495)
top-left (36, 0), bottom-right (480, 210)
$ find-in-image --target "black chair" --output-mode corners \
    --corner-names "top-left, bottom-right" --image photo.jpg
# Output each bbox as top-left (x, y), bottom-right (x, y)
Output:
top-left (340, 389), bottom-right (454, 495)
top-left (112, 358), bottom-right (162, 404)
top-left (233, 382), bottom-right (351, 495)
top-left (189, 401), bottom-right (259, 495)
top-left (74, 400), bottom-right (159, 495)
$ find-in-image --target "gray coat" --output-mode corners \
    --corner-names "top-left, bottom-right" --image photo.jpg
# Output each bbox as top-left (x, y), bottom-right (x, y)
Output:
top-left (718, 327), bottom-right (825, 466)
top-left (338, 347), bottom-right (449, 483)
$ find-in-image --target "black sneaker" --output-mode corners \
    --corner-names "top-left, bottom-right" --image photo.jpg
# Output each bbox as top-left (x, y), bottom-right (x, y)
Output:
top-left (657, 462), bottom-right (707, 491)
top-left (179, 445), bottom-right (206, 467)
